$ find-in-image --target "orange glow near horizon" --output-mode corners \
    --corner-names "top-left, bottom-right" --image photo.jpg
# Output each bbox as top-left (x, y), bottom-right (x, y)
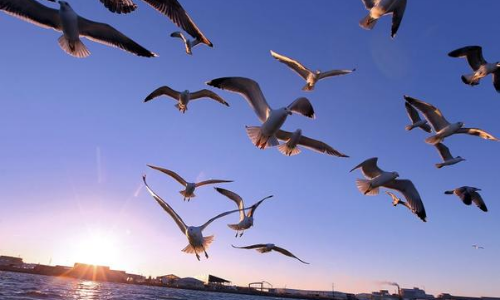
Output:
top-left (74, 232), bottom-right (119, 268)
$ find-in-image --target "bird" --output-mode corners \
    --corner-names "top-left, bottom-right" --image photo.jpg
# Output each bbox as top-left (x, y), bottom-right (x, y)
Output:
top-left (232, 244), bottom-right (309, 264)
top-left (359, 0), bottom-right (407, 38)
top-left (386, 191), bottom-right (426, 222)
top-left (445, 187), bottom-right (488, 212)
top-left (472, 245), bottom-right (484, 250)
top-left (275, 129), bottom-right (349, 158)
top-left (350, 157), bottom-right (427, 222)
top-left (404, 95), bottom-right (499, 145)
top-left (448, 46), bottom-right (500, 92)
top-left (147, 165), bottom-right (232, 201)
top-left (143, 175), bottom-right (245, 261)
top-left (215, 188), bottom-right (273, 238)
top-left (434, 143), bottom-right (465, 169)
top-left (270, 50), bottom-right (355, 91)
top-left (206, 77), bottom-right (315, 149)
top-left (404, 102), bottom-right (432, 133)
top-left (96, 0), bottom-right (137, 14)
top-left (170, 31), bottom-right (202, 55)
top-left (0, 0), bottom-right (157, 58)
top-left (143, 85), bottom-right (229, 113)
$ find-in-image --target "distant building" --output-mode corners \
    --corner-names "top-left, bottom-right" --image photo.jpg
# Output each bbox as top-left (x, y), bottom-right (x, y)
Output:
top-left (66, 263), bottom-right (127, 283)
top-left (175, 277), bottom-right (204, 288)
top-left (401, 287), bottom-right (434, 300)
top-left (157, 274), bottom-right (180, 285)
top-left (126, 273), bottom-right (146, 283)
top-left (271, 288), bottom-right (350, 299)
top-left (0, 256), bottom-right (23, 266)
top-left (34, 265), bottom-right (71, 276)
top-left (437, 294), bottom-right (500, 300)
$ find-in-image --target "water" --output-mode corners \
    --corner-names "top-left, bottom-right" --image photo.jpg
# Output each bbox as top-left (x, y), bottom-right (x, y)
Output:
top-left (0, 271), bottom-right (307, 300)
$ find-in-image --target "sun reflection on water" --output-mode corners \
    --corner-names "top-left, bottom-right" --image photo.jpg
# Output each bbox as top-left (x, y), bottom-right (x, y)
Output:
top-left (72, 280), bottom-right (100, 300)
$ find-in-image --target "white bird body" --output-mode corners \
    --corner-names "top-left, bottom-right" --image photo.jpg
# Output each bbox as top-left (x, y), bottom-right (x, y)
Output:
top-left (170, 31), bottom-right (202, 55)
top-left (258, 108), bottom-right (291, 145)
top-left (279, 129), bottom-right (302, 156)
top-left (358, 171), bottom-right (399, 195)
top-left (436, 157), bottom-right (465, 169)
top-left (434, 142), bottom-right (466, 169)
top-left (406, 119), bottom-right (428, 131)
top-left (59, 2), bottom-right (78, 41)
top-left (370, 0), bottom-right (397, 18)
top-left (183, 182), bottom-right (196, 198)
top-left (429, 122), bottom-right (464, 145)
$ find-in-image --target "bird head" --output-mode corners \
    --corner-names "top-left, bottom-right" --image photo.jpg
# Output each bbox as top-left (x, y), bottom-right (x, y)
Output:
top-left (458, 121), bottom-right (465, 127)
top-left (393, 172), bottom-right (400, 178)
top-left (457, 156), bottom-right (466, 161)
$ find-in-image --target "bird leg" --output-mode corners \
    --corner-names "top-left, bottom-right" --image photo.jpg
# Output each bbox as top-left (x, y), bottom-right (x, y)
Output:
top-left (239, 231), bottom-right (244, 238)
top-left (195, 252), bottom-right (200, 261)
top-left (234, 231), bottom-right (239, 238)
top-left (202, 246), bottom-right (209, 259)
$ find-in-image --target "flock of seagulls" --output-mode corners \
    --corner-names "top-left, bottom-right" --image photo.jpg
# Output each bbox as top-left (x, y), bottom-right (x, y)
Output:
top-left (1, 0), bottom-right (494, 263)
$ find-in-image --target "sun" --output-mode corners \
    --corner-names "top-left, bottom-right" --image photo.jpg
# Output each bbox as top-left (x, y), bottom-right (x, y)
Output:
top-left (75, 232), bottom-right (119, 267)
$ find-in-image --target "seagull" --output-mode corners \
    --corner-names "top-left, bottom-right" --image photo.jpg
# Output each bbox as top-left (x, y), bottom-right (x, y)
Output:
top-left (472, 245), bottom-right (484, 250)
top-left (232, 244), bottom-right (309, 264)
top-left (386, 191), bottom-right (425, 222)
top-left (350, 157), bottom-right (427, 222)
top-left (206, 77), bottom-right (315, 149)
top-left (404, 102), bottom-right (432, 133)
top-left (359, 0), bottom-right (407, 38)
top-left (404, 95), bottom-right (499, 145)
top-left (215, 188), bottom-right (273, 238)
top-left (0, 0), bottom-right (157, 58)
top-left (147, 165), bottom-right (233, 201)
top-left (445, 187), bottom-right (488, 212)
top-left (448, 46), bottom-right (500, 92)
top-left (143, 85), bottom-right (229, 113)
top-left (97, 0), bottom-right (137, 14)
top-left (434, 143), bottom-right (465, 169)
top-left (270, 50), bottom-right (355, 91)
top-left (143, 175), bottom-right (245, 260)
top-left (275, 129), bottom-right (349, 157)
top-left (170, 31), bottom-right (202, 55)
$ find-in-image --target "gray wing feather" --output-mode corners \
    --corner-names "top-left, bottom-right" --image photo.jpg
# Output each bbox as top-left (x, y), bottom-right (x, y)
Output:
top-left (270, 50), bottom-right (311, 80)
top-left (99, 0), bottom-right (137, 14)
top-left (404, 95), bottom-right (450, 132)
top-left (272, 246), bottom-right (309, 264)
top-left (189, 90), bottom-right (229, 106)
top-left (350, 157), bottom-right (384, 179)
top-left (287, 97), bottom-right (315, 119)
top-left (143, 86), bottom-right (180, 102)
top-left (456, 128), bottom-right (499, 141)
top-left (470, 191), bottom-right (488, 212)
top-left (448, 46), bottom-right (486, 71)
top-left (247, 195), bottom-right (273, 218)
top-left (391, 0), bottom-right (407, 38)
top-left (0, 0), bottom-right (61, 30)
top-left (435, 143), bottom-right (453, 161)
top-left (383, 179), bottom-right (427, 222)
top-left (147, 165), bottom-right (187, 186)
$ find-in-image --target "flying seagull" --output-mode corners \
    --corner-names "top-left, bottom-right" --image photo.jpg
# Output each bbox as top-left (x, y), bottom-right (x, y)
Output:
top-left (0, 0), bottom-right (157, 58)
top-left (434, 143), bottom-right (465, 169)
top-left (448, 46), bottom-right (500, 92)
top-left (404, 102), bottom-right (432, 133)
top-left (270, 50), bottom-right (355, 91)
top-left (404, 95), bottom-right (499, 145)
top-left (97, 0), bottom-right (137, 14)
top-left (275, 129), bottom-right (349, 157)
top-left (350, 157), bottom-right (427, 222)
top-left (147, 165), bottom-right (232, 201)
top-left (143, 85), bottom-right (229, 113)
top-left (232, 244), bottom-right (309, 264)
top-left (215, 188), bottom-right (273, 237)
top-left (170, 31), bottom-right (202, 55)
top-left (206, 77), bottom-right (315, 149)
top-left (143, 175), bottom-right (245, 260)
top-left (472, 245), bottom-right (484, 250)
top-left (359, 0), bottom-right (407, 38)
top-left (445, 187), bottom-right (488, 212)
top-left (386, 191), bottom-right (426, 222)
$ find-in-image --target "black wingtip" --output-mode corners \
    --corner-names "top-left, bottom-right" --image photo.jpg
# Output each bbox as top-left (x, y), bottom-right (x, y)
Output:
top-left (206, 78), bottom-right (226, 88)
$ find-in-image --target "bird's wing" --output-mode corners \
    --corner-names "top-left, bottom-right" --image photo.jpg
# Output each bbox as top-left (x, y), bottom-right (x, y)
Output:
top-left (143, 86), bottom-right (180, 102)
top-left (287, 97), bottom-right (315, 119)
top-left (435, 143), bottom-right (453, 161)
top-left (270, 50), bottom-right (312, 80)
top-left (77, 17), bottom-right (157, 57)
top-left (189, 90), bottom-right (229, 106)
top-left (142, 175), bottom-right (187, 234)
top-left (147, 165), bottom-right (187, 186)
top-left (99, 0), bottom-right (137, 14)
top-left (456, 128), bottom-right (499, 142)
top-left (206, 77), bottom-right (271, 123)
top-left (276, 130), bottom-right (348, 157)
top-left (247, 195), bottom-right (273, 218)
top-left (272, 246), bottom-right (310, 264)
top-left (318, 69), bottom-right (355, 80)
top-left (390, 0), bottom-right (407, 38)
top-left (170, 31), bottom-right (187, 43)
top-left (195, 179), bottom-right (233, 187)
top-left (231, 244), bottom-right (267, 250)
top-left (141, 0), bottom-right (212, 46)
top-left (383, 179), bottom-right (427, 222)
top-left (0, 0), bottom-right (61, 30)
top-left (200, 207), bottom-right (246, 231)
top-left (404, 102), bottom-right (432, 133)
top-left (404, 95), bottom-right (450, 132)
top-left (470, 191), bottom-right (488, 212)
top-left (350, 157), bottom-right (384, 179)
top-left (215, 187), bottom-right (244, 220)
top-left (454, 187), bottom-right (472, 205)
top-left (493, 70), bottom-right (500, 93)
top-left (448, 46), bottom-right (486, 71)
top-left (361, 0), bottom-right (375, 9)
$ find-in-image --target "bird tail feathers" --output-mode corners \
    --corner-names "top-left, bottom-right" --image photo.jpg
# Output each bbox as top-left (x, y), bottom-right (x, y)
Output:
top-left (405, 124), bottom-right (415, 131)
top-left (359, 14), bottom-right (378, 30)
top-left (435, 163), bottom-right (444, 169)
top-left (179, 190), bottom-right (195, 198)
top-left (58, 36), bottom-right (90, 58)
top-left (277, 144), bottom-right (301, 156)
top-left (461, 74), bottom-right (480, 86)
top-left (245, 126), bottom-right (279, 149)
top-left (444, 190), bottom-right (454, 195)
top-left (356, 179), bottom-right (379, 196)
top-left (302, 83), bottom-right (313, 91)
top-left (181, 235), bottom-right (214, 254)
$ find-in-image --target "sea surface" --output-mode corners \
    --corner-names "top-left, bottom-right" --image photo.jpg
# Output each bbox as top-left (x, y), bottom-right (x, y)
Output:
top-left (0, 271), bottom-right (307, 300)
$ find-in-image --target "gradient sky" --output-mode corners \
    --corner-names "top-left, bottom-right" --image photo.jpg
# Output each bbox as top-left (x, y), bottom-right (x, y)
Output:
top-left (0, 0), bottom-right (499, 297)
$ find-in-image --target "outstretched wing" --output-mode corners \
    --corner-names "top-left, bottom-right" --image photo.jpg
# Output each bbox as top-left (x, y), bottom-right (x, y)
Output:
top-left (141, 0), bottom-right (212, 46)
top-left (404, 95), bottom-right (450, 132)
top-left (232, 244), bottom-right (267, 250)
top-left (270, 50), bottom-right (312, 80)
top-left (147, 165), bottom-right (187, 186)
top-left (196, 179), bottom-right (233, 187)
top-left (206, 77), bottom-right (271, 123)
top-left (435, 143), bottom-right (453, 161)
top-left (99, 0), bottom-right (137, 14)
top-left (456, 128), bottom-right (499, 141)
top-left (350, 157), bottom-right (384, 179)
top-left (143, 86), bottom-right (180, 102)
top-left (142, 175), bottom-right (187, 234)
top-left (215, 187), bottom-right (244, 220)
top-left (404, 102), bottom-right (432, 132)
top-left (287, 97), bottom-right (315, 119)
top-left (0, 0), bottom-right (61, 30)
top-left (390, 0), bottom-right (407, 38)
top-left (361, 0), bottom-right (375, 9)
top-left (383, 179), bottom-right (427, 222)
top-left (247, 195), bottom-right (273, 218)
top-left (448, 46), bottom-right (486, 71)
top-left (470, 191), bottom-right (488, 212)
top-left (318, 69), bottom-right (355, 80)
top-left (189, 89), bottom-right (229, 106)
top-left (272, 246), bottom-right (309, 264)
top-left (200, 207), bottom-right (248, 231)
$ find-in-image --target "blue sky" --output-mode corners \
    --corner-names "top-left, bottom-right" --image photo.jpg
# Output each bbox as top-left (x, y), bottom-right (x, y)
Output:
top-left (0, 0), bottom-right (499, 297)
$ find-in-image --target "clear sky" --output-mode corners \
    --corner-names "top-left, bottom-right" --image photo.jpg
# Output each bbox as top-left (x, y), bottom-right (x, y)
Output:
top-left (0, 0), bottom-right (499, 297)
